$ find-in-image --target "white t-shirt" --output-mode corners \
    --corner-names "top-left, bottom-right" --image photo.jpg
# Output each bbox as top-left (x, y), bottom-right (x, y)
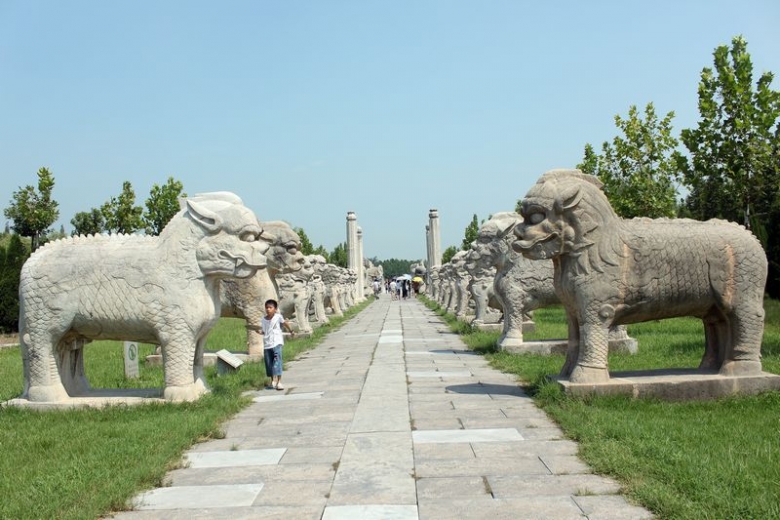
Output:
top-left (261, 313), bottom-right (285, 349)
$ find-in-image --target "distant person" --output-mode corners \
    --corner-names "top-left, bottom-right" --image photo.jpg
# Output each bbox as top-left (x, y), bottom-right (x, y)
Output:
top-left (373, 279), bottom-right (381, 297)
top-left (261, 299), bottom-right (294, 391)
top-left (402, 279), bottom-right (409, 299)
top-left (389, 279), bottom-right (398, 300)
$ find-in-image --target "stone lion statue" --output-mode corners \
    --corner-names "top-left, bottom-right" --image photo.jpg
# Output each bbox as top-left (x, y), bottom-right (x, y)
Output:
top-left (513, 169), bottom-right (767, 384)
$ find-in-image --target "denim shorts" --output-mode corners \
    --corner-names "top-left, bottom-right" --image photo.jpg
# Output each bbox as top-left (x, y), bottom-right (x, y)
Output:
top-left (264, 345), bottom-right (283, 377)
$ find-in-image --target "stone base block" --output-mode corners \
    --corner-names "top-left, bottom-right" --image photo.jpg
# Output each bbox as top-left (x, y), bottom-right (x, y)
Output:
top-left (502, 337), bottom-right (636, 355)
top-left (503, 339), bottom-right (568, 355)
top-left (553, 368), bottom-right (780, 401)
top-left (3, 388), bottom-right (165, 410)
top-left (474, 323), bottom-right (502, 332)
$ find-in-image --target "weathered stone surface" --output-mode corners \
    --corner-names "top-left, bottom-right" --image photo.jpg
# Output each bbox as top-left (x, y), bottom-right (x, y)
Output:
top-left (19, 192), bottom-right (268, 403)
top-left (514, 169), bottom-right (768, 385)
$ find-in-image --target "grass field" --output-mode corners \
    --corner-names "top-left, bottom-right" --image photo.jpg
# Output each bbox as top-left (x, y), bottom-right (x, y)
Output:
top-left (424, 297), bottom-right (780, 519)
top-left (0, 299), bottom-right (372, 520)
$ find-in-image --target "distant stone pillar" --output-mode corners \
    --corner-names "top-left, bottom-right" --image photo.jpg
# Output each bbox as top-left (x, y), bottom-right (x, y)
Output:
top-left (357, 226), bottom-right (366, 301)
top-left (346, 211), bottom-right (360, 300)
top-left (429, 209), bottom-right (441, 268)
top-left (425, 224), bottom-right (432, 283)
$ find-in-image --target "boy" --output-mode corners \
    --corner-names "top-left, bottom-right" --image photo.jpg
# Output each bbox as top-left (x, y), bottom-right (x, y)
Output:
top-left (261, 299), bottom-right (294, 390)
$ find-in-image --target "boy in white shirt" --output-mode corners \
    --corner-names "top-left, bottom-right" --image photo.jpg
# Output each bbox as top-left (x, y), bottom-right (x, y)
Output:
top-left (261, 299), bottom-right (294, 390)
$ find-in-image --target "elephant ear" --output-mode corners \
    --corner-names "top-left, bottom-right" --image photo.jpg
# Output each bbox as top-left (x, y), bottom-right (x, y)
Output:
top-left (186, 199), bottom-right (223, 233)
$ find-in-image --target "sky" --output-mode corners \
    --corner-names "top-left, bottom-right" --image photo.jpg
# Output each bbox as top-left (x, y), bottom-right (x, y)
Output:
top-left (1, 1), bottom-right (779, 262)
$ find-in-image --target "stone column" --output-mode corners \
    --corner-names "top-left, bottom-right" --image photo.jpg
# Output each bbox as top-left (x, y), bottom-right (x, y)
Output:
top-left (425, 224), bottom-right (432, 273)
top-left (356, 226), bottom-right (366, 302)
top-left (346, 211), bottom-right (361, 301)
top-left (428, 209), bottom-right (441, 268)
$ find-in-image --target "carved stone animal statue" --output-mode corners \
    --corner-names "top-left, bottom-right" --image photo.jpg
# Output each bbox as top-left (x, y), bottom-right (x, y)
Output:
top-left (513, 169), bottom-right (767, 384)
top-left (277, 255), bottom-right (315, 333)
top-left (450, 251), bottom-right (472, 318)
top-left (19, 193), bottom-right (269, 402)
top-left (464, 247), bottom-right (501, 325)
top-left (307, 255), bottom-right (330, 324)
top-left (473, 212), bottom-right (558, 347)
top-left (220, 220), bottom-right (305, 355)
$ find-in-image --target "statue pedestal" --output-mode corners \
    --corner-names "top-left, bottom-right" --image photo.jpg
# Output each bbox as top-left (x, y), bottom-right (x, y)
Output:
top-left (501, 337), bottom-right (637, 355)
top-left (554, 369), bottom-right (780, 401)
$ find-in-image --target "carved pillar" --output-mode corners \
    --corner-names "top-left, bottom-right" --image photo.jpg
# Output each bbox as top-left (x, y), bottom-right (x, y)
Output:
top-left (425, 224), bottom-right (432, 283)
top-left (429, 209), bottom-right (441, 268)
top-left (357, 226), bottom-right (366, 301)
top-left (346, 211), bottom-right (361, 300)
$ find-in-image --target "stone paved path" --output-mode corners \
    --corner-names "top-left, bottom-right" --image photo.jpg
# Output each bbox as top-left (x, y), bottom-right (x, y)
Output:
top-left (112, 298), bottom-right (652, 519)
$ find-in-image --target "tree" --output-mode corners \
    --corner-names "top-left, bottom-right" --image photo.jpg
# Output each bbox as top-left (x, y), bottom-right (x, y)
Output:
top-left (295, 227), bottom-right (315, 256)
top-left (461, 214), bottom-right (480, 250)
top-left (442, 245), bottom-right (458, 264)
top-left (101, 181), bottom-right (143, 234)
top-left (312, 245), bottom-right (329, 261)
top-left (377, 258), bottom-right (413, 278)
top-left (71, 208), bottom-right (105, 236)
top-left (0, 234), bottom-right (29, 332)
top-left (143, 177), bottom-right (186, 235)
top-left (578, 103), bottom-right (682, 218)
top-left (329, 242), bottom-right (348, 268)
top-left (4, 167), bottom-right (60, 251)
top-left (680, 35), bottom-right (780, 295)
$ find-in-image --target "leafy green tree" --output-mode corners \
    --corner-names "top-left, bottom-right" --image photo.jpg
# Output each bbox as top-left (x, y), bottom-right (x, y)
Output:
top-left (71, 208), bottom-right (105, 236)
top-left (143, 177), bottom-right (186, 236)
top-left (329, 242), bottom-right (348, 268)
top-left (377, 258), bottom-right (412, 278)
top-left (680, 35), bottom-right (780, 295)
top-left (4, 167), bottom-right (60, 251)
top-left (101, 181), bottom-right (143, 234)
top-left (578, 103), bottom-right (682, 218)
top-left (295, 227), bottom-right (315, 256)
top-left (312, 245), bottom-right (329, 261)
top-left (0, 234), bottom-right (29, 332)
top-left (461, 214), bottom-right (480, 250)
top-left (442, 245), bottom-right (458, 264)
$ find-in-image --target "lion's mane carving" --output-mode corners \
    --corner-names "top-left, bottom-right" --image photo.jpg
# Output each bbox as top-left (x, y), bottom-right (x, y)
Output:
top-left (513, 169), bottom-right (768, 384)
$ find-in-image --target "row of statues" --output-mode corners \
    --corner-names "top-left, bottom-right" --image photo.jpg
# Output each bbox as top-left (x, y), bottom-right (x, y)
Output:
top-left (429, 169), bottom-right (768, 386)
top-left (17, 192), bottom-right (377, 403)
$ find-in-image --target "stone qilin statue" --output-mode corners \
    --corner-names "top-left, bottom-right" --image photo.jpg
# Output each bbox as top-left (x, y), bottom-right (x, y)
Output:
top-left (513, 169), bottom-right (767, 384)
top-left (19, 192), bottom-right (269, 402)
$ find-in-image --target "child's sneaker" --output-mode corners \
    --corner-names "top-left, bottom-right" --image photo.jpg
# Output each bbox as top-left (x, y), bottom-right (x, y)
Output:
top-left (276, 382), bottom-right (284, 391)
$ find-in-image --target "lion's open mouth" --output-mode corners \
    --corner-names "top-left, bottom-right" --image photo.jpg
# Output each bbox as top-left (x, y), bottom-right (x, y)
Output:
top-left (513, 232), bottom-right (558, 252)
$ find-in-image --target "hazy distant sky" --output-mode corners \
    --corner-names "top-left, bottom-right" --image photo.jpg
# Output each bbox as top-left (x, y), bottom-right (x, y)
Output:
top-left (2, 1), bottom-right (779, 260)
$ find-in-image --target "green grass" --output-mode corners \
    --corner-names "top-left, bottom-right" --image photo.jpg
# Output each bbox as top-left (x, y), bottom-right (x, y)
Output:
top-left (0, 298), bottom-right (373, 520)
top-left (421, 296), bottom-right (780, 519)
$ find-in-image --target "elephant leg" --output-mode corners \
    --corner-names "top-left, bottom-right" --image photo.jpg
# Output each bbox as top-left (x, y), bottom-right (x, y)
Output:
top-left (23, 330), bottom-right (71, 402)
top-left (699, 314), bottom-right (722, 371)
top-left (162, 335), bottom-right (209, 402)
top-left (720, 305), bottom-right (764, 376)
top-left (559, 311), bottom-right (580, 378)
top-left (59, 338), bottom-right (91, 395)
top-left (569, 305), bottom-right (611, 384)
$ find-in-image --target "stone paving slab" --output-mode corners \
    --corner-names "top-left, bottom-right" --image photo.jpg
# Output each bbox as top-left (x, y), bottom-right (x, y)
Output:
top-left (185, 449), bottom-right (286, 468)
top-left (132, 483), bottom-right (263, 510)
top-left (112, 298), bottom-right (650, 519)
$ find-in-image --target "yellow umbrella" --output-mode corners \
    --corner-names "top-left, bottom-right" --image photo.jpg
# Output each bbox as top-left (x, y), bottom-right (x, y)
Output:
top-left (412, 276), bottom-right (424, 283)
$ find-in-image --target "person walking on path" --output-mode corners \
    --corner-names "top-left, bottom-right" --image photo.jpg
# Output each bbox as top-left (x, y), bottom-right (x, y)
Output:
top-left (261, 298), bottom-right (294, 390)
top-left (389, 279), bottom-right (398, 301)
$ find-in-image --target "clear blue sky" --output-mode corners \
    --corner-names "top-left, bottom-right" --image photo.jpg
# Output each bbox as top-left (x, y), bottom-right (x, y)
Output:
top-left (2, 1), bottom-right (779, 261)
